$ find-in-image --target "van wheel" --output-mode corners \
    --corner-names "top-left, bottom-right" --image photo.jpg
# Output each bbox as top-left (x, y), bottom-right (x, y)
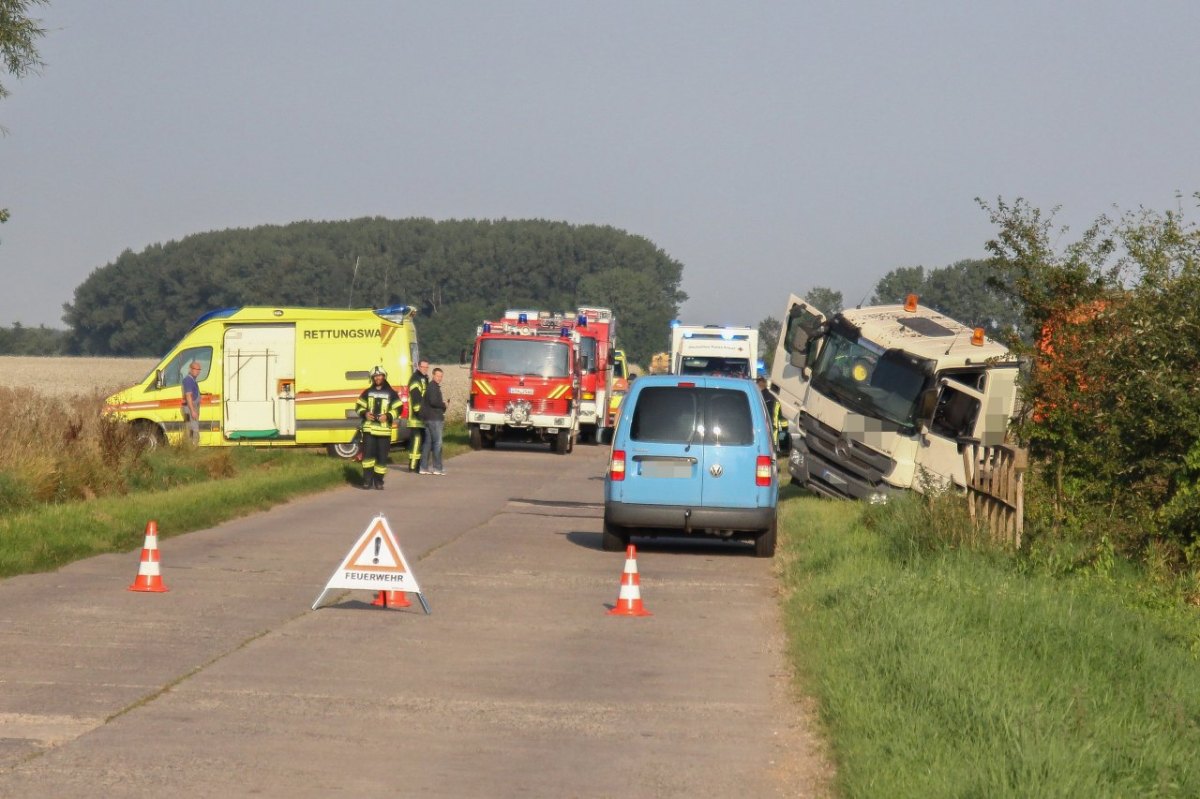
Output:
top-left (327, 433), bottom-right (362, 460)
top-left (754, 517), bottom-right (778, 558)
top-left (602, 520), bottom-right (627, 552)
top-left (468, 424), bottom-right (482, 451)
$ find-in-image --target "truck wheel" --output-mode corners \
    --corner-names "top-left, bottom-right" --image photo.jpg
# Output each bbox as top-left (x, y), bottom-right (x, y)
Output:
top-left (753, 517), bottom-right (778, 558)
top-left (327, 433), bottom-right (362, 460)
top-left (554, 429), bottom-right (570, 454)
top-left (602, 520), bottom-right (627, 552)
top-left (483, 431), bottom-right (497, 449)
top-left (468, 424), bottom-right (482, 451)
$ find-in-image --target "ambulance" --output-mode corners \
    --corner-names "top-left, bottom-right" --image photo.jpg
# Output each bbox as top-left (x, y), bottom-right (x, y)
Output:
top-left (103, 305), bottom-right (420, 458)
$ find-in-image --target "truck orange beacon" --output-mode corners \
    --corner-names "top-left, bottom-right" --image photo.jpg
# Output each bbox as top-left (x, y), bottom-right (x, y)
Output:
top-left (466, 309), bottom-right (582, 454)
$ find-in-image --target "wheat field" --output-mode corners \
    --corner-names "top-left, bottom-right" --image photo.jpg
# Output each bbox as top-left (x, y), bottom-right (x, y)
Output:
top-left (0, 356), bottom-right (472, 419)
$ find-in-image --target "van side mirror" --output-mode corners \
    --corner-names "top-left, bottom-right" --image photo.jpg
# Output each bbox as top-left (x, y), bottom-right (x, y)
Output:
top-left (155, 369), bottom-right (164, 390)
top-left (628, 373), bottom-right (638, 382)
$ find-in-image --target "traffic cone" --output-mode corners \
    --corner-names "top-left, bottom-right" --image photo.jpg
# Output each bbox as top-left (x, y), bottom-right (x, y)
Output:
top-left (607, 544), bottom-right (651, 616)
top-left (128, 520), bottom-right (169, 593)
top-left (371, 590), bottom-right (412, 609)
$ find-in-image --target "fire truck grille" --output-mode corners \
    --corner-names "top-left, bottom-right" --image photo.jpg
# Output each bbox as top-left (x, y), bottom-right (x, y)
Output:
top-left (476, 397), bottom-right (555, 415)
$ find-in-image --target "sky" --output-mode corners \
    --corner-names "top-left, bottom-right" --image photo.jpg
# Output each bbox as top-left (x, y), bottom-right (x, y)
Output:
top-left (3, 1), bottom-right (1199, 332)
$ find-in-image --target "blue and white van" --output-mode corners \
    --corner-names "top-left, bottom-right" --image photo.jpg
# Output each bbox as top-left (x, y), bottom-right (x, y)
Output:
top-left (603, 375), bottom-right (779, 557)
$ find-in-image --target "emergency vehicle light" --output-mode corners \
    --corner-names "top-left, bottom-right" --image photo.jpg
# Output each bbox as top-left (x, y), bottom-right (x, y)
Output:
top-left (560, 326), bottom-right (570, 337)
top-left (971, 327), bottom-right (985, 346)
top-left (483, 322), bottom-right (492, 333)
top-left (577, 314), bottom-right (587, 327)
top-left (518, 313), bottom-right (528, 324)
top-left (904, 294), bottom-right (919, 312)
top-left (720, 332), bottom-right (734, 340)
top-left (670, 319), bottom-right (680, 328)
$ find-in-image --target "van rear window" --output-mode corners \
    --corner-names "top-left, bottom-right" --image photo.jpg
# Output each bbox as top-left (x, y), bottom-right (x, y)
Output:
top-left (630, 387), bottom-right (754, 446)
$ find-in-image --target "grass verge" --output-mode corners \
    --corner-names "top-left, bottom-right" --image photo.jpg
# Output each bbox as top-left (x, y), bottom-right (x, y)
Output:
top-left (778, 488), bottom-right (1200, 797)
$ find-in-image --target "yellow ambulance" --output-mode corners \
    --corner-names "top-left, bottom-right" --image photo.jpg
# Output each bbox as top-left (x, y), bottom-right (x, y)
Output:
top-left (103, 305), bottom-right (419, 457)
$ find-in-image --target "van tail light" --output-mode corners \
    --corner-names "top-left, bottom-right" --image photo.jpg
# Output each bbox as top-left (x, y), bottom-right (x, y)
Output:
top-left (610, 449), bottom-right (626, 481)
top-left (756, 455), bottom-right (773, 487)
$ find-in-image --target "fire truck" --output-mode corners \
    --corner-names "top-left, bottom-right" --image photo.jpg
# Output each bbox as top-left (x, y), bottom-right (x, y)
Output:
top-left (574, 306), bottom-right (617, 444)
top-left (466, 309), bottom-right (582, 454)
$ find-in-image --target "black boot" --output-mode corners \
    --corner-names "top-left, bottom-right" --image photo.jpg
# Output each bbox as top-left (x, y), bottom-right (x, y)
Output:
top-left (362, 472), bottom-right (374, 490)
top-left (374, 473), bottom-right (385, 490)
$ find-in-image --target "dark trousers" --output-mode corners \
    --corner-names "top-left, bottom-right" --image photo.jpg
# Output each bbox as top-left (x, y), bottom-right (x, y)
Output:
top-left (408, 426), bottom-right (424, 471)
top-left (362, 434), bottom-right (391, 477)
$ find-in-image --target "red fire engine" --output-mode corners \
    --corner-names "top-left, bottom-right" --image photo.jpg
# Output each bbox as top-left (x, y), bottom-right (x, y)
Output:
top-left (467, 309), bottom-right (581, 454)
top-left (574, 306), bottom-right (617, 444)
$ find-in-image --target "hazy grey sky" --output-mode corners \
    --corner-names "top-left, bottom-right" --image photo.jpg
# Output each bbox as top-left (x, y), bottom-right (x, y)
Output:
top-left (3, 1), bottom-right (1198, 333)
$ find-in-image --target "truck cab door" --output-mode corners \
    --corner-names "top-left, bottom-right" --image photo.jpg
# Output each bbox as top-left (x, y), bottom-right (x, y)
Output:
top-left (922, 374), bottom-right (987, 487)
top-left (770, 296), bottom-right (828, 424)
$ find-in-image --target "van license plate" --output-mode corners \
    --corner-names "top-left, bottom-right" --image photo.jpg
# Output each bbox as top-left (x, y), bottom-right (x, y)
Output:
top-left (641, 461), bottom-right (693, 479)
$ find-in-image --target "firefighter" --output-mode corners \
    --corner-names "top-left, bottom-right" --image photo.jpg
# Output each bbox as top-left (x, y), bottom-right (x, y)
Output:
top-left (356, 366), bottom-right (402, 489)
top-left (406, 358), bottom-right (430, 473)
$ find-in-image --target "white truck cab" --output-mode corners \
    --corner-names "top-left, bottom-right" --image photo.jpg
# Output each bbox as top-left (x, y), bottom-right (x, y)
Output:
top-left (769, 294), bottom-right (1019, 501)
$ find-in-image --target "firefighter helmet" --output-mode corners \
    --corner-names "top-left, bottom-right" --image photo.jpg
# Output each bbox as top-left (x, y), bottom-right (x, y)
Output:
top-left (371, 365), bottom-right (387, 378)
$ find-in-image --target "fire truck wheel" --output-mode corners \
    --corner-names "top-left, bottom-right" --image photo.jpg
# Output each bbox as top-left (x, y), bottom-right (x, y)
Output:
top-left (468, 424), bottom-right (483, 451)
top-left (483, 431), bottom-right (497, 449)
top-left (554, 429), bottom-right (571, 454)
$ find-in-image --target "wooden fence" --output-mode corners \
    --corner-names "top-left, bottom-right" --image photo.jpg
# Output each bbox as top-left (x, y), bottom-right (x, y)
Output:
top-left (962, 443), bottom-right (1029, 548)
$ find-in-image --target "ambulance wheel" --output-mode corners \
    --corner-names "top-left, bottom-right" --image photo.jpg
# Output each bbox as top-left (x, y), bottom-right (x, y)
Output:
top-left (468, 424), bottom-right (483, 451)
top-left (602, 519), bottom-right (627, 552)
top-left (132, 420), bottom-right (165, 450)
top-left (554, 429), bottom-right (570, 454)
top-left (754, 517), bottom-right (778, 558)
top-left (327, 433), bottom-right (361, 460)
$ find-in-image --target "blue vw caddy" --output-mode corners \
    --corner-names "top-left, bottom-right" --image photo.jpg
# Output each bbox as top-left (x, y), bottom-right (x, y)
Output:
top-left (603, 374), bottom-right (779, 557)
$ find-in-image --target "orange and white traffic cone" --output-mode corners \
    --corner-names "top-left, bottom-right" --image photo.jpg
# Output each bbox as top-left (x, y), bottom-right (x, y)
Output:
top-left (128, 520), bottom-right (169, 593)
top-left (607, 544), bottom-right (651, 616)
top-left (371, 590), bottom-right (412, 609)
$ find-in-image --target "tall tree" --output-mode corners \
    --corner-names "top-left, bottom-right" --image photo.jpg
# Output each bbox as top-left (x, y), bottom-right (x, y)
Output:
top-left (757, 315), bottom-right (780, 373)
top-left (0, 0), bottom-right (48, 235)
top-left (803, 286), bottom-right (844, 316)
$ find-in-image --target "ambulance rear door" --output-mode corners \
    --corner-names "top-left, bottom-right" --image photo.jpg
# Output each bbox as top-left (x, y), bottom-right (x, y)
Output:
top-left (223, 325), bottom-right (297, 439)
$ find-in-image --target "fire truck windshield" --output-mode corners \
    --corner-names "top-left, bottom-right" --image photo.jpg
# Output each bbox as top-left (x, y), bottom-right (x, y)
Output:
top-left (809, 328), bottom-right (931, 429)
top-left (477, 338), bottom-right (570, 379)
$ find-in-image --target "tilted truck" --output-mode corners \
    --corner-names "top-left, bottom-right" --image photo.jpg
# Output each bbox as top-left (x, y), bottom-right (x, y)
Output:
top-left (466, 309), bottom-right (581, 454)
top-left (574, 306), bottom-right (617, 444)
top-left (103, 305), bottom-right (419, 458)
top-left (769, 294), bottom-right (1019, 501)
top-left (669, 323), bottom-right (758, 378)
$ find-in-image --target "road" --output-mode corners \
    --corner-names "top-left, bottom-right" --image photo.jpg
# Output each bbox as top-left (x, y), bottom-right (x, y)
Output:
top-left (0, 443), bottom-right (827, 798)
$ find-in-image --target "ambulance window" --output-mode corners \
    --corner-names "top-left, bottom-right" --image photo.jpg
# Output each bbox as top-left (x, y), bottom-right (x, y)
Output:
top-left (159, 347), bottom-right (213, 388)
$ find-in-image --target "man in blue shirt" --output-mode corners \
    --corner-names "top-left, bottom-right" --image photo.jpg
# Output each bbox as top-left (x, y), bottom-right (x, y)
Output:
top-left (181, 361), bottom-right (201, 444)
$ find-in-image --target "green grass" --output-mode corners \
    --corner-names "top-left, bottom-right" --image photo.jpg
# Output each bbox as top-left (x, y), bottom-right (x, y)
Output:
top-left (0, 423), bottom-right (473, 579)
top-left (778, 488), bottom-right (1200, 797)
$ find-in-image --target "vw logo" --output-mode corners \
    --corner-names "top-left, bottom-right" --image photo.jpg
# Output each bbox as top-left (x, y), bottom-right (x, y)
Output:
top-left (709, 463), bottom-right (724, 478)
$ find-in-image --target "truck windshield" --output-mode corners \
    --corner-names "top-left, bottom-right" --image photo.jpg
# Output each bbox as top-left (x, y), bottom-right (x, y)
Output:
top-left (810, 329), bottom-right (930, 429)
top-left (477, 338), bottom-right (570, 379)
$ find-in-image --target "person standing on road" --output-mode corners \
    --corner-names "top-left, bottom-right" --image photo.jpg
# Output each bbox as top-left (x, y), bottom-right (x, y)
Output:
top-left (181, 360), bottom-right (202, 444)
top-left (406, 359), bottom-right (430, 473)
top-left (356, 366), bottom-right (402, 490)
top-left (420, 367), bottom-right (448, 475)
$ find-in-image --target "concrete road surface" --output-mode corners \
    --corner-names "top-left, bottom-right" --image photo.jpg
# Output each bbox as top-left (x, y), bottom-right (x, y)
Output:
top-left (0, 444), bottom-right (828, 798)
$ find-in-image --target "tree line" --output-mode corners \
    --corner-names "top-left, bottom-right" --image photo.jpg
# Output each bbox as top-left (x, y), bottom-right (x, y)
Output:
top-left (59, 218), bottom-right (687, 365)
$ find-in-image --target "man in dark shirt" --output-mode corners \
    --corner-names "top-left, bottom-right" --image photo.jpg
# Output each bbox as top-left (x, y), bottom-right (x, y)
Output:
top-left (419, 367), bottom-right (448, 475)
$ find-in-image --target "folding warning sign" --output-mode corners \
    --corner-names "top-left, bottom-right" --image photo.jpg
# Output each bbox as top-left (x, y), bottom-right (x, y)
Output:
top-left (311, 514), bottom-right (430, 613)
